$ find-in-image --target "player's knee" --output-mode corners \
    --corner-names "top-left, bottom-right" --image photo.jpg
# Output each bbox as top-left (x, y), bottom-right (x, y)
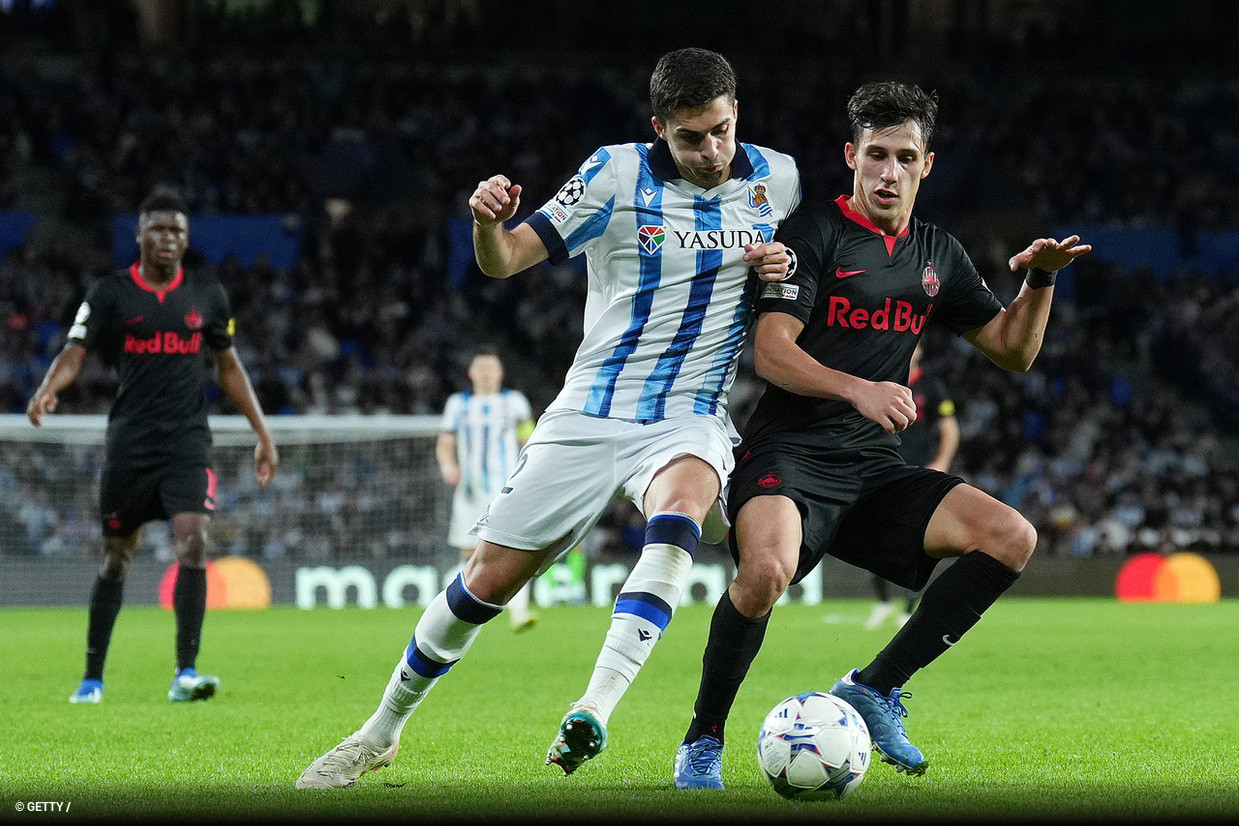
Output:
top-left (174, 528), bottom-right (210, 566)
top-left (101, 536), bottom-right (136, 579)
top-left (735, 549), bottom-right (795, 611)
top-left (987, 510), bottom-right (1037, 571)
top-left (99, 556), bottom-right (130, 580)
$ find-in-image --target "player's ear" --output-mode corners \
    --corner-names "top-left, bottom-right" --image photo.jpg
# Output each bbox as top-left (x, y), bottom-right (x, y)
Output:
top-left (844, 142), bottom-right (858, 171)
top-left (651, 115), bottom-right (666, 140)
top-left (921, 151), bottom-right (934, 178)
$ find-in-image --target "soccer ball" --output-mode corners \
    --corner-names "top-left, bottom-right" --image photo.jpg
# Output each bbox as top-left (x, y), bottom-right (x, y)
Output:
top-left (756, 691), bottom-right (871, 800)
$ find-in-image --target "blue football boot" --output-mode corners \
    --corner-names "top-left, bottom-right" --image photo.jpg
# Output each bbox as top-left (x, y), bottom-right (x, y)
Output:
top-left (168, 668), bottom-right (220, 702)
top-left (673, 735), bottom-right (724, 790)
top-left (830, 669), bottom-right (927, 775)
top-left (69, 678), bottom-right (103, 704)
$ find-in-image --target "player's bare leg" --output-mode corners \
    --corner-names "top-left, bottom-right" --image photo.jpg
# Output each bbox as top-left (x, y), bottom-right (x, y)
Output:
top-left (297, 541), bottom-right (550, 789)
top-left (676, 494), bottom-right (799, 789)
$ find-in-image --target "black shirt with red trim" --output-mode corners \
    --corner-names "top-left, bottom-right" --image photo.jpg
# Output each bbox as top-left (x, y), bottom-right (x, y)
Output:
top-left (743, 195), bottom-right (1000, 452)
top-left (68, 264), bottom-right (233, 465)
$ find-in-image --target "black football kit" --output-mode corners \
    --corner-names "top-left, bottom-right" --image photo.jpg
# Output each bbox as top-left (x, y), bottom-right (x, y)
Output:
top-left (69, 264), bottom-right (233, 534)
top-left (729, 195), bottom-right (1002, 590)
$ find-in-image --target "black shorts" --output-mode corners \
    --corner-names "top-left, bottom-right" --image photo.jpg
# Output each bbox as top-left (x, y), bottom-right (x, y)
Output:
top-left (99, 458), bottom-right (217, 536)
top-left (726, 441), bottom-right (965, 591)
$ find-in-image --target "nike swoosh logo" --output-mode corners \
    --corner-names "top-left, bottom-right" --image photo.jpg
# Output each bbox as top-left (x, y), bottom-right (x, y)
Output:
top-left (124, 316), bottom-right (144, 325)
top-left (942, 634), bottom-right (958, 646)
top-left (836, 268), bottom-right (865, 278)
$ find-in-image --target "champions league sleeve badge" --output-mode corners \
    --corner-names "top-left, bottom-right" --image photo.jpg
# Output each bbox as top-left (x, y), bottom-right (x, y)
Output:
top-left (555, 175), bottom-right (587, 207)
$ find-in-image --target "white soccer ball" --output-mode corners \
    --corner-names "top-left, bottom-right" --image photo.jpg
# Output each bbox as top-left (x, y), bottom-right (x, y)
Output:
top-left (756, 691), bottom-right (871, 800)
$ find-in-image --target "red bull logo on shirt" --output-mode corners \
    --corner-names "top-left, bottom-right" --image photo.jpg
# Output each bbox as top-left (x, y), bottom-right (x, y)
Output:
top-left (826, 297), bottom-right (932, 334)
top-left (123, 330), bottom-right (204, 355)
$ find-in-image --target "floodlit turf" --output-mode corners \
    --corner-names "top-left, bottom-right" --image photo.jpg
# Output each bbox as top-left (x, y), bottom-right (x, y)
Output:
top-left (2, 598), bottom-right (1237, 823)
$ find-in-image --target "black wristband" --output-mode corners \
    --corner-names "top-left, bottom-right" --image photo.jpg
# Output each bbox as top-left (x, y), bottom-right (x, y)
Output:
top-left (1025, 267), bottom-right (1056, 289)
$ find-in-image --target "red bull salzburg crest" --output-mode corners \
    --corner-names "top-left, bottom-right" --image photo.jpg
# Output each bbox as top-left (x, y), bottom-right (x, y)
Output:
top-left (921, 262), bottom-right (940, 297)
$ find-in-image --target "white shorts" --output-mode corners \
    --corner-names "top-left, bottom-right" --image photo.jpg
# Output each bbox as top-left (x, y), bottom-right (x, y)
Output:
top-left (473, 409), bottom-right (735, 561)
top-left (448, 487), bottom-right (496, 551)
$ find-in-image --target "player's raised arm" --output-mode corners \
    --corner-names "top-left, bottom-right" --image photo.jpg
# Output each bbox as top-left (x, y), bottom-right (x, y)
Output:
top-left (470, 175), bottom-right (549, 279)
top-left (753, 312), bottom-right (917, 434)
top-left (963, 235), bottom-right (1091, 372)
top-left (27, 342), bottom-right (87, 426)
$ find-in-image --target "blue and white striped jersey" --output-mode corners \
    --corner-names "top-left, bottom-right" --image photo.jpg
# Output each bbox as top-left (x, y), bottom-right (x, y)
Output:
top-left (525, 140), bottom-right (800, 426)
top-left (441, 389), bottom-right (533, 500)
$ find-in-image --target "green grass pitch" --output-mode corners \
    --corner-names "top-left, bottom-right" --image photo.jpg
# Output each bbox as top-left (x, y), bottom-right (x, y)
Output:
top-left (2, 598), bottom-right (1237, 823)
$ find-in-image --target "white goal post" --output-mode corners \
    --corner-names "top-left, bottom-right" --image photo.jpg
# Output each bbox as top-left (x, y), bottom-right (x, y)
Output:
top-left (0, 413), bottom-right (450, 561)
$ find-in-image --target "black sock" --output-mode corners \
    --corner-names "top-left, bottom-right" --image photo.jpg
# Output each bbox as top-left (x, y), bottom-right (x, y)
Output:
top-left (85, 575), bottom-right (125, 680)
top-left (857, 552), bottom-right (1019, 695)
top-left (683, 589), bottom-right (770, 746)
top-left (872, 575), bottom-right (891, 602)
top-left (173, 566), bottom-right (208, 672)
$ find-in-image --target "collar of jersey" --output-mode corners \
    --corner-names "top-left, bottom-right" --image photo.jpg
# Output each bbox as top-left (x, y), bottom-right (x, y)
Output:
top-left (648, 139), bottom-right (755, 184)
top-left (834, 195), bottom-right (910, 240)
top-left (129, 262), bottom-right (184, 301)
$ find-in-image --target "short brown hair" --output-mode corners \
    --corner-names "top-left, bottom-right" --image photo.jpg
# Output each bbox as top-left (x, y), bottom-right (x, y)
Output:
top-left (649, 48), bottom-right (737, 121)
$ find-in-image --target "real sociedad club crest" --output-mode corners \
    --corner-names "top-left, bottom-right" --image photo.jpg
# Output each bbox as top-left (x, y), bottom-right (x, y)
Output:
top-left (748, 183), bottom-right (773, 216)
top-left (638, 225), bottom-right (666, 255)
top-left (921, 262), bottom-right (940, 297)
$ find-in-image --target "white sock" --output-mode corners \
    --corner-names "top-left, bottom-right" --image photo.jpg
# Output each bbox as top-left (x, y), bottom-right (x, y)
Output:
top-left (576, 512), bottom-right (699, 724)
top-left (358, 574), bottom-right (501, 747)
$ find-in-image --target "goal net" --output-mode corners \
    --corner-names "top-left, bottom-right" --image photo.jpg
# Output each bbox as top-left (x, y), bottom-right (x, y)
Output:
top-left (0, 413), bottom-right (449, 562)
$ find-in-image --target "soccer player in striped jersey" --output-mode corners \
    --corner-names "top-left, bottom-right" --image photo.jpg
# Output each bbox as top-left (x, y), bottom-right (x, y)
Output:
top-left (435, 349), bottom-right (536, 630)
top-left (296, 47), bottom-right (801, 788)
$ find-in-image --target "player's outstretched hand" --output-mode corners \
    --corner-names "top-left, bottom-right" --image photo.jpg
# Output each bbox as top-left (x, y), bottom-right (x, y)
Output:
top-left (470, 175), bottom-right (523, 227)
top-left (255, 439), bottom-right (278, 487)
top-left (744, 241), bottom-right (792, 282)
top-left (26, 389), bottom-right (56, 426)
top-left (1008, 235), bottom-right (1092, 273)
top-left (852, 380), bottom-right (917, 434)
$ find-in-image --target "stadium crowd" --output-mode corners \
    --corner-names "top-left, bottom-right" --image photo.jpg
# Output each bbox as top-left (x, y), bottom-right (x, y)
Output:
top-left (1, 7), bottom-right (1236, 560)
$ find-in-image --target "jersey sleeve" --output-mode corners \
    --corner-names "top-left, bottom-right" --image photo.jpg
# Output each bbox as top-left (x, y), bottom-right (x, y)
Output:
top-left (66, 279), bottom-right (114, 351)
top-left (205, 281), bottom-right (235, 352)
top-left (512, 391), bottom-right (533, 423)
top-left (934, 241), bottom-right (1003, 335)
top-left (522, 147), bottom-right (619, 265)
top-left (441, 394), bottom-right (463, 433)
top-left (754, 209), bottom-right (837, 324)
